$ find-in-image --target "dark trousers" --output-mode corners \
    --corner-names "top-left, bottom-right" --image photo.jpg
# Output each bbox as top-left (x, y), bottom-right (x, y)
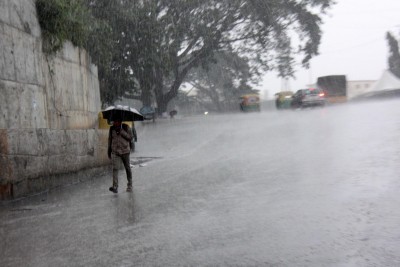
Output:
top-left (111, 153), bottom-right (132, 188)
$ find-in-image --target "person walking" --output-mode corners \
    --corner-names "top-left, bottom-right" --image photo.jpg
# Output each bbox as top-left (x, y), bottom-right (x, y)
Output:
top-left (107, 120), bottom-right (133, 193)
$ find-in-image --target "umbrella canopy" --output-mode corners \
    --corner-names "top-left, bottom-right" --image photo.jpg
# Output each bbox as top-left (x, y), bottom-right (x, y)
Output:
top-left (102, 105), bottom-right (144, 122)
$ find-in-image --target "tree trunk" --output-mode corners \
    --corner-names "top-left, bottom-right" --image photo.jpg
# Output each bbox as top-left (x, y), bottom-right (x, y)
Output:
top-left (139, 70), bottom-right (154, 107)
top-left (141, 90), bottom-right (152, 107)
top-left (156, 97), bottom-right (168, 115)
top-left (154, 43), bottom-right (209, 114)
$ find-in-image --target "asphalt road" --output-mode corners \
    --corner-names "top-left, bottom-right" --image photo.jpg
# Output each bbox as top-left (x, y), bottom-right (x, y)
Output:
top-left (1, 99), bottom-right (400, 266)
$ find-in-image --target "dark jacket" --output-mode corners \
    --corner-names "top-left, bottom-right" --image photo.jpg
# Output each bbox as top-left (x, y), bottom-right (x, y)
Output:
top-left (108, 123), bottom-right (133, 157)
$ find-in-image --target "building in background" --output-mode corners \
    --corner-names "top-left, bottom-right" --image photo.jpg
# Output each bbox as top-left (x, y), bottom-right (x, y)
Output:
top-left (351, 70), bottom-right (400, 100)
top-left (347, 80), bottom-right (376, 99)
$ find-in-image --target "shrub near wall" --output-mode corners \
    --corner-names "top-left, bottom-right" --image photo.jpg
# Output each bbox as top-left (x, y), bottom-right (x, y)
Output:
top-left (35, 0), bottom-right (90, 54)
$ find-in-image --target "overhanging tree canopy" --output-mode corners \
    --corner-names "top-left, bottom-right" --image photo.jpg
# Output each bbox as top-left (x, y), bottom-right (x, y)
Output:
top-left (187, 51), bottom-right (256, 112)
top-left (86, 0), bottom-right (334, 112)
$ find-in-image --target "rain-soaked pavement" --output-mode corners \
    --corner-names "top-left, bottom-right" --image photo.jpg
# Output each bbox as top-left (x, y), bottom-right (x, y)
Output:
top-left (1, 99), bottom-right (400, 266)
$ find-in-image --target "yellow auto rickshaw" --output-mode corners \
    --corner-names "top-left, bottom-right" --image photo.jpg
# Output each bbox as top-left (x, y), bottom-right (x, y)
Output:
top-left (275, 91), bottom-right (293, 110)
top-left (239, 94), bottom-right (261, 112)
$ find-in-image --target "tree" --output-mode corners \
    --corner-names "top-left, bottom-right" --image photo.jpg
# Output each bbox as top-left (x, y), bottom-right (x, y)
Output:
top-left (84, 0), bottom-right (141, 107)
top-left (36, 0), bottom-right (91, 54)
top-left (140, 0), bottom-right (333, 114)
top-left (386, 32), bottom-right (400, 78)
top-left (86, 0), bottom-right (333, 112)
top-left (37, 1), bottom-right (333, 111)
top-left (187, 51), bottom-right (257, 112)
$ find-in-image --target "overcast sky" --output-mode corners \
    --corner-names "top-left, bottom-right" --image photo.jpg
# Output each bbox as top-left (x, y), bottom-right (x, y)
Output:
top-left (259, 0), bottom-right (400, 99)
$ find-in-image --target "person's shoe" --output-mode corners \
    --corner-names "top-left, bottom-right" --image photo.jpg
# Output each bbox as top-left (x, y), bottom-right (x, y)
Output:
top-left (109, 186), bottom-right (118, 193)
top-left (126, 186), bottom-right (132, 192)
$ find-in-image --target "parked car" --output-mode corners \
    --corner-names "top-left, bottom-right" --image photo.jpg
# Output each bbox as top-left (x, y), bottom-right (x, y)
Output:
top-left (140, 106), bottom-right (156, 122)
top-left (291, 88), bottom-right (326, 109)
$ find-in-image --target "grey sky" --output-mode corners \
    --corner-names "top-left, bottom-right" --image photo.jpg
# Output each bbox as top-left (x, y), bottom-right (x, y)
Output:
top-left (259, 0), bottom-right (400, 99)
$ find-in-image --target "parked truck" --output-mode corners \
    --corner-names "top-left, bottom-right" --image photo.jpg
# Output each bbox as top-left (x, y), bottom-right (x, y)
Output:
top-left (317, 75), bottom-right (347, 103)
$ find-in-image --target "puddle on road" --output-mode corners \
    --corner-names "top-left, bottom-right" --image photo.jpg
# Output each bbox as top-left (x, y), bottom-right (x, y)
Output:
top-left (130, 157), bottom-right (162, 167)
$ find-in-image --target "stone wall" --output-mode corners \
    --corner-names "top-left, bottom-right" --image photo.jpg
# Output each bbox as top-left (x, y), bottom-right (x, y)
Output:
top-left (0, 0), bottom-right (108, 199)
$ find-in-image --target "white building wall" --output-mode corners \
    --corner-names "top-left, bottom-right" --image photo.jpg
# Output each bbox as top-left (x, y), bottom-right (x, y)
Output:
top-left (347, 80), bottom-right (376, 99)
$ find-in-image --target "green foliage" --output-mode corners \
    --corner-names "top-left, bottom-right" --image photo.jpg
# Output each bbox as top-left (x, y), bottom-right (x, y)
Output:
top-left (386, 32), bottom-right (400, 78)
top-left (36, 0), bottom-right (334, 112)
top-left (36, 0), bottom-right (126, 106)
top-left (187, 51), bottom-right (257, 112)
top-left (36, 0), bottom-right (90, 54)
top-left (147, 0), bottom-right (333, 113)
top-left (83, 0), bottom-right (145, 106)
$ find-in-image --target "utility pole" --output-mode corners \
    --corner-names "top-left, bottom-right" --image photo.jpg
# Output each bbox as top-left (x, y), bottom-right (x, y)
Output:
top-left (281, 77), bottom-right (290, 91)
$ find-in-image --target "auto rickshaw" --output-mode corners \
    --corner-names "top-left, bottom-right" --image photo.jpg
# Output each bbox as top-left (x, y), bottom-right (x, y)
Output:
top-left (275, 91), bottom-right (294, 110)
top-left (239, 94), bottom-right (261, 112)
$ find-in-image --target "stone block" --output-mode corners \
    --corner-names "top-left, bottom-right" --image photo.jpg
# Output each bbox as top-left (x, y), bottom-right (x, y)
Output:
top-left (0, 129), bottom-right (8, 154)
top-left (14, 129), bottom-right (40, 155)
top-left (64, 130), bottom-right (88, 156)
top-left (79, 48), bottom-right (88, 66)
top-left (0, 182), bottom-right (13, 200)
top-left (0, 80), bottom-right (20, 129)
top-left (0, 24), bottom-right (16, 81)
top-left (4, 129), bottom-right (19, 155)
top-left (6, 154), bottom-right (47, 182)
top-left (0, 154), bottom-right (13, 181)
top-left (43, 154), bottom-right (68, 175)
top-left (61, 41), bottom-right (80, 64)
top-left (9, 0), bottom-right (41, 37)
top-left (12, 30), bottom-right (41, 84)
top-left (7, 83), bottom-right (46, 129)
top-left (26, 175), bottom-right (44, 194)
top-left (86, 129), bottom-right (96, 152)
top-left (90, 63), bottom-right (98, 78)
top-left (97, 129), bottom-right (110, 164)
top-left (17, 84), bottom-right (47, 129)
top-left (43, 129), bottom-right (66, 155)
top-left (55, 153), bottom-right (81, 173)
top-left (11, 179), bottom-right (27, 198)
top-left (35, 129), bottom-right (47, 155)
top-left (66, 111), bottom-right (96, 129)
top-left (0, 0), bottom-right (10, 25)
top-left (26, 0), bottom-right (42, 37)
top-left (75, 155), bottom-right (90, 170)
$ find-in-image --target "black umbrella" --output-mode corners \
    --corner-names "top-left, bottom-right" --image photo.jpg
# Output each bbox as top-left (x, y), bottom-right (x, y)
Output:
top-left (102, 105), bottom-right (144, 122)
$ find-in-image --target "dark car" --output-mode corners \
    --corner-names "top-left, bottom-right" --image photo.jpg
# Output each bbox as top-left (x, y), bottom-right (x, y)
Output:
top-left (140, 106), bottom-right (156, 122)
top-left (291, 88), bottom-right (326, 109)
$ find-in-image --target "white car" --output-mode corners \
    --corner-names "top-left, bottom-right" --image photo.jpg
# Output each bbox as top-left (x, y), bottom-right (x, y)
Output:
top-left (291, 88), bottom-right (326, 108)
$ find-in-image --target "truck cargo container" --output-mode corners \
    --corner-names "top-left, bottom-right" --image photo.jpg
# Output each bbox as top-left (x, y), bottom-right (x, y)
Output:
top-left (317, 75), bottom-right (347, 103)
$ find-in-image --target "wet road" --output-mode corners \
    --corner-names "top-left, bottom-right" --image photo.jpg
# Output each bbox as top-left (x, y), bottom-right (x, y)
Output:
top-left (1, 99), bottom-right (400, 266)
